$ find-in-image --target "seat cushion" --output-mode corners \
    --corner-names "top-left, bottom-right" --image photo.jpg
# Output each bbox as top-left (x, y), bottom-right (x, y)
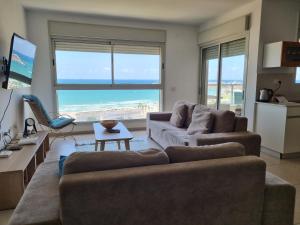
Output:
top-left (149, 121), bottom-right (186, 133)
top-left (8, 161), bottom-right (60, 225)
top-left (170, 101), bottom-right (187, 128)
top-left (161, 130), bottom-right (189, 147)
top-left (50, 117), bottom-right (75, 129)
top-left (64, 149), bottom-right (169, 175)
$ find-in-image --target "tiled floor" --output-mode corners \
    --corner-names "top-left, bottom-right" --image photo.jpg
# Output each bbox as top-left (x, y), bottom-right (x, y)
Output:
top-left (1, 131), bottom-right (300, 225)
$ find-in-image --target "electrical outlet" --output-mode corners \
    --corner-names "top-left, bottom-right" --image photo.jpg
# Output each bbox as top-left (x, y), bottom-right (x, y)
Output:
top-left (273, 79), bottom-right (282, 85)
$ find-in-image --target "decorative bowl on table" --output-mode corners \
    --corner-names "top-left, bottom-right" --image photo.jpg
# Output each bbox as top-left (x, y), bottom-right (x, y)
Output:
top-left (100, 120), bottom-right (118, 130)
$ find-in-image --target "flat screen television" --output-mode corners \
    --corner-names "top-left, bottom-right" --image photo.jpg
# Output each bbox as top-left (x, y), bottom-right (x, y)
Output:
top-left (2, 33), bottom-right (37, 89)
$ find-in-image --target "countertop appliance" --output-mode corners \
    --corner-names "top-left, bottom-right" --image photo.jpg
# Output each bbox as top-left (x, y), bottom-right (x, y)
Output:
top-left (259, 88), bottom-right (273, 102)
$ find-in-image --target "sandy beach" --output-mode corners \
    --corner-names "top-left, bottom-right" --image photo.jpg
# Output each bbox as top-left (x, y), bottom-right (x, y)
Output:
top-left (61, 102), bottom-right (159, 121)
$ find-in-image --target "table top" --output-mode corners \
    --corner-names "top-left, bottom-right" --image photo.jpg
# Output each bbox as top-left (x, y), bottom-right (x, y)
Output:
top-left (0, 131), bottom-right (48, 173)
top-left (93, 122), bottom-right (133, 142)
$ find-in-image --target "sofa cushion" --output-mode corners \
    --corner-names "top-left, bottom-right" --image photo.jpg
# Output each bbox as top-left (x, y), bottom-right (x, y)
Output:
top-left (161, 130), bottom-right (189, 147)
top-left (187, 105), bottom-right (214, 135)
top-left (170, 101), bottom-right (187, 128)
top-left (8, 161), bottom-right (60, 225)
top-left (184, 102), bottom-right (196, 128)
top-left (64, 149), bottom-right (169, 175)
top-left (189, 105), bottom-right (236, 133)
top-left (165, 142), bottom-right (245, 163)
top-left (210, 109), bottom-right (236, 133)
top-left (234, 116), bottom-right (248, 132)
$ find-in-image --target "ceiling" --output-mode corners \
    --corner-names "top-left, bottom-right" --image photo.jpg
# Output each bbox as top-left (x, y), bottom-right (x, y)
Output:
top-left (20, 0), bottom-right (254, 25)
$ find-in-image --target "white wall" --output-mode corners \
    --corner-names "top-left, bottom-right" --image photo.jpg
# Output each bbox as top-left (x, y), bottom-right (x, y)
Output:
top-left (0, 0), bottom-right (31, 148)
top-left (197, 0), bottom-right (263, 130)
top-left (26, 10), bottom-right (199, 131)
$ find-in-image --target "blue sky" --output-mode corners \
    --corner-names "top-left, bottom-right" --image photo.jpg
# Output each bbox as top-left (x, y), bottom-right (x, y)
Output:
top-left (55, 50), bottom-right (160, 80)
top-left (56, 50), bottom-right (245, 82)
top-left (13, 36), bottom-right (36, 58)
top-left (208, 55), bottom-right (245, 82)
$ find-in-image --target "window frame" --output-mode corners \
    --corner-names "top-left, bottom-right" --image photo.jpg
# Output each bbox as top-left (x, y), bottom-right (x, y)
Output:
top-left (198, 33), bottom-right (250, 115)
top-left (50, 37), bottom-right (165, 123)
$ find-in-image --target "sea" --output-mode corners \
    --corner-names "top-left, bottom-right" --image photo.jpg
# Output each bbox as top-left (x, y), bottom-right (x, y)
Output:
top-left (57, 79), bottom-right (242, 113)
top-left (10, 50), bottom-right (34, 79)
top-left (57, 80), bottom-right (160, 112)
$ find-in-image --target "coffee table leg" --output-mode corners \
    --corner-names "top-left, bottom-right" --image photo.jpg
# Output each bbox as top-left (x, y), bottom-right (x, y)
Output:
top-left (100, 141), bottom-right (105, 151)
top-left (95, 141), bottom-right (98, 151)
top-left (117, 141), bottom-right (121, 150)
top-left (124, 140), bottom-right (130, 151)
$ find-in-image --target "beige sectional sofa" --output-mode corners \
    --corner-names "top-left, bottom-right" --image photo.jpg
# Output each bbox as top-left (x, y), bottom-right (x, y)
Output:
top-left (8, 143), bottom-right (295, 225)
top-left (147, 103), bottom-right (261, 156)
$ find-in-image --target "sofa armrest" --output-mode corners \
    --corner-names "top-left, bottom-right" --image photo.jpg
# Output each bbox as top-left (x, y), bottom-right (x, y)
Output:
top-left (188, 131), bottom-right (261, 156)
top-left (262, 172), bottom-right (296, 225)
top-left (147, 112), bottom-right (172, 121)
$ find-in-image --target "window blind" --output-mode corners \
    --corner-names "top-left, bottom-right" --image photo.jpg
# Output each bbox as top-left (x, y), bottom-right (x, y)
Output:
top-left (54, 41), bottom-right (161, 55)
top-left (198, 15), bottom-right (250, 45)
top-left (55, 41), bottom-right (111, 52)
top-left (203, 46), bottom-right (219, 60)
top-left (49, 21), bottom-right (166, 43)
top-left (221, 38), bottom-right (246, 57)
top-left (114, 45), bottom-right (160, 55)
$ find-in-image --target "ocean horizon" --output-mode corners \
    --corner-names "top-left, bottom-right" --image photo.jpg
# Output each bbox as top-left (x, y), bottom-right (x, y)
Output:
top-left (57, 79), bottom-right (243, 113)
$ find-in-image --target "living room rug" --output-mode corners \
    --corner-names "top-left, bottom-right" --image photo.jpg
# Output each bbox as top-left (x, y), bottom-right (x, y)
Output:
top-left (75, 136), bottom-right (160, 152)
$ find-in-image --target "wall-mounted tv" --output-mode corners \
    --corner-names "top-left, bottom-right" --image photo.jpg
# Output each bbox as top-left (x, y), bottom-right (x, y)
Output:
top-left (2, 33), bottom-right (37, 89)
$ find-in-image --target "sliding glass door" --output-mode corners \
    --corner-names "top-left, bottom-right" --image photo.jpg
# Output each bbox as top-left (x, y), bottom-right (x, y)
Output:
top-left (201, 38), bottom-right (247, 115)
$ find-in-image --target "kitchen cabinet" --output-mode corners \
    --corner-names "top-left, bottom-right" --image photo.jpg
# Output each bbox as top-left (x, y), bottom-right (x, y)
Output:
top-left (263, 41), bottom-right (300, 68)
top-left (255, 102), bottom-right (300, 158)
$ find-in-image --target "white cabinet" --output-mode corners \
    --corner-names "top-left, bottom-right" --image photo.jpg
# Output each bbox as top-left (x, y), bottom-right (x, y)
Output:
top-left (255, 102), bottom-right (300, 158)
top-left (263, 41), bottom-right (300, 68)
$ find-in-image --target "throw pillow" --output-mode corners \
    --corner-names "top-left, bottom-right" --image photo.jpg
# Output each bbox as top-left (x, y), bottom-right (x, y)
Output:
top-left (187, 104), bottom-right (214, 135)
top-left (58, 155), bottom-right (67, 177)
top-left (169, 101), bottom-right (188, 128)
top-left (184, 103), bottom-right (196, 128)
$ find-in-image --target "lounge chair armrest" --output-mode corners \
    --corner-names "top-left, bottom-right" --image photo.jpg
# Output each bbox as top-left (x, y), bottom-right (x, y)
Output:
top-left (188, 132), bottom-right (261, 156)
top-left (147, 112), bottom-right (172, 121)
top-left (262, 172), bottom-right (296, 225)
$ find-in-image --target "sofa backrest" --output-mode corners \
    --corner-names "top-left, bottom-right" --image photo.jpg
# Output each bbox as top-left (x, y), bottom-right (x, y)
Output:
top-left (185, 103), bottom-right (248, 132)
top-left (165, 142), bottom-right (245, 163)
top-left (63, 149), bottom-right (169, 175)
top-left (60, 156), bottom-right (266, 225)
top-left (234, 116), bottom-right (248, 132)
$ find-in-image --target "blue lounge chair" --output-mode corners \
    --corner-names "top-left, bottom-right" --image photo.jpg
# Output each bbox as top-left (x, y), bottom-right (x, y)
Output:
top-left (23, 95), bottom-right (77, 145)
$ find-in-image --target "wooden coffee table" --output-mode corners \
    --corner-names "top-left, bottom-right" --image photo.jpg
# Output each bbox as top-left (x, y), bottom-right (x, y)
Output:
top-left (93, 122), bottom-right (134, 151)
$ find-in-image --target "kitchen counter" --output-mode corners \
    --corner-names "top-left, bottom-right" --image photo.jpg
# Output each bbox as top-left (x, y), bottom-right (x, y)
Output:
top-left (256, 101), bottom-right (300, 107)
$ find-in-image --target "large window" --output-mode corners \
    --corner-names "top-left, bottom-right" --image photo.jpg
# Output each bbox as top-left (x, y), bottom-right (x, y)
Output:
top-left (52, 40), bottom-right (163, 121)
top-left (201, 38), bottom-right (247, 115)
